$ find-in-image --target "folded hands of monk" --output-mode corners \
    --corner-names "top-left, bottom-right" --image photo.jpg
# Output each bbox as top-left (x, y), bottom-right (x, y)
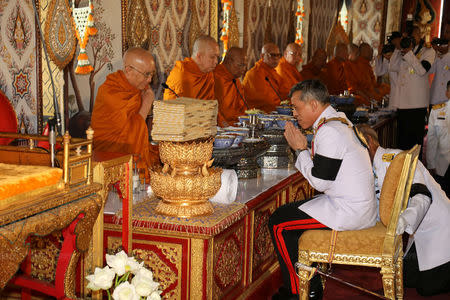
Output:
top-left (139, 87), bottom-right (155, 119)
top-left (284, 122), bottom-right (307, 151)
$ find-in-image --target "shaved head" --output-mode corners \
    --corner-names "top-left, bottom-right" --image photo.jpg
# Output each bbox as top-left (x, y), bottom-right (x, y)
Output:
top-left (334, 42), bottom-right (348, 61)
top-left (311, 48), bottom-right (327, 69)
top-left (191, 35), bottom-right (220, 73)
top-left (348, 43), bottom-right (359, 61)
top-left (123, 47), bottom-right (155, 90)
top-left (261, 43), bottom-right (281, 68)
top-left (223, 47), bottom-right (247, 78)
top-left (284, 42), bottom-right (302, 66)
top-left (359, 42), bottom-right (373, 61)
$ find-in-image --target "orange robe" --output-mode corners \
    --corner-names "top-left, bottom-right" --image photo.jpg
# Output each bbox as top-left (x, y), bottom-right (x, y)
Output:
top-left (300, 62), bottom-right (326, 81)
top-left (243, 59), bottom-right (287, 113)
top-left (163, 57), bottom-right (215, 100)
top-left (275, 57), bottom-right (303, 93)
top-left (214, 64), bottom-right (246, 127)
top-left (345, 57), bottom-right (389, 103)
top-left (91, 70), bottom-right (159, 172)
top-left (323, 58), bottom-right (348, 95)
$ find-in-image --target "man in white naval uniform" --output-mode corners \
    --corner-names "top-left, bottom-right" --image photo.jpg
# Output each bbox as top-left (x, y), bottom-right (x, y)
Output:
top-left (268, 80), bottom-right (376, 300)
top-left (375, 32), bottom-right (401, 109)
top-left (426, 81), bottom-right (450, 196)
top-left (429, 39), bottom-right (449, 106)
top-left (390, 27), bottom-right (435, 154)
top-left (358, 124), bottom-right (450, 296)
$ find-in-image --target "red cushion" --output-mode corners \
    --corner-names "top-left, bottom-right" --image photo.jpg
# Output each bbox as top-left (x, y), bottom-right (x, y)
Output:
top-left (0, 90), bottom-right (17, 145)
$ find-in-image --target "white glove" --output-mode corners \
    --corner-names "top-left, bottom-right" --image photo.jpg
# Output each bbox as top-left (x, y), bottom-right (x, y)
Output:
top-left (396, 215), bottom-right (407, 235)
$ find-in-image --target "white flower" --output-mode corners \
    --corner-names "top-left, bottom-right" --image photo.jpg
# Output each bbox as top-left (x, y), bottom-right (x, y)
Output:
top-left (106, 250), bottom-right (142, 276)
top-left (135, 267), bottom-right (154, 281)
top-left (85, 266), bottom-right (115, 291)
top-left (112, 282), bottom-right (140, 300)
top-left (147, 291), bottom-right (162, 300)
top-left (131, 274), bottom-right (160, 297)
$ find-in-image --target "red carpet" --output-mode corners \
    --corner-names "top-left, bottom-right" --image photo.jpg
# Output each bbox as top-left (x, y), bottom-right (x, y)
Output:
top-left (322, 265), bottom-right (450, 300)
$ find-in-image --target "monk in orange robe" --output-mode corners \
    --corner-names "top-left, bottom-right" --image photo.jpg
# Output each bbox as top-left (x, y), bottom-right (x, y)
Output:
top-left (300, 48), bottom-right (327, 81)
top-left (163, 35), bottom-right (219, 101)
top-left (345, 43), bottom-right (389, 104)
top-left (323, 42), bottom-right (348, 95)
top-left (243, 43), bottom-right (288, 113)
top-left (275, 43), bottom-right (303, 92)
top-left (91, 47), bottom-right (159, 175)
top-left (214, 47), bottom-right (248, 127)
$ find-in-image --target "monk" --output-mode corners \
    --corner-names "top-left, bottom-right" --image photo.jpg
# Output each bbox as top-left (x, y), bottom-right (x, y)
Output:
top-left (299, 48), bottom-right (327, 81)
top-left (163, 35), bottom-right (220, 100)
top-left (214, 47), bottom-right (247, 127)
top-left (345, 43), bottom-right (389, 104)
top-left (91, 47), bottom-right (159, 174)
top-left (323, 42), bottom-right (348, 95)
top-left (275, 43), bottom-right (303, 92)
top-left (243, 43), bottom-right (288, 113)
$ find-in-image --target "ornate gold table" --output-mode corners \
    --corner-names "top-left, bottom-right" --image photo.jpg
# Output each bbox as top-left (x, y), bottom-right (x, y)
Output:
top-left (104, 169), bottom-right (312, 300)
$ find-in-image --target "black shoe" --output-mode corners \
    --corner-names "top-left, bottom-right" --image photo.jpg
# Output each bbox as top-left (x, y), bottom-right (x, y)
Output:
top-left (309, 275), bottom-right (323, 300)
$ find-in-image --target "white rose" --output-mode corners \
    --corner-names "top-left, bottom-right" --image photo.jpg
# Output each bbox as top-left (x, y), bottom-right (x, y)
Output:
top-left (131, 274), bottom-right (160, 297)
top-left (112, 281), bottom-right (140, 300)
top-left (86, 266), bottom-right (115, 291)
top-left (106, 251), bottom-right (142, 276)
top-left (147, 291), bottom-right (162, 300)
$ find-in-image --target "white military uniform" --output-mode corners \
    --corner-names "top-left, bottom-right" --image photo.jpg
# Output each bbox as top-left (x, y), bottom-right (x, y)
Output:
top-left (390, 47), bottom-right (435, 109)
top-left (373, 147), bottom-right (450, 271)
top-left (429, 51), bottom-right (450, 105)
top-left (297, 106), bottom-right (377, 231)
top-left (386, 49), bottom-right (401, 109)
top-left (426, 100), bottom-right (450, 177)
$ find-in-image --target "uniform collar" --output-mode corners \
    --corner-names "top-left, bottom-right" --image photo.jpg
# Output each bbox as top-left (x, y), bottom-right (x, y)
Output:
top-left (312, 105), bottom-right (335, 130)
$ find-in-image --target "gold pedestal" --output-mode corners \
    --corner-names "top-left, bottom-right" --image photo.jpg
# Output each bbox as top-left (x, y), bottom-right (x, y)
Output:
top-left (151, 138), bottom-right (221, 217)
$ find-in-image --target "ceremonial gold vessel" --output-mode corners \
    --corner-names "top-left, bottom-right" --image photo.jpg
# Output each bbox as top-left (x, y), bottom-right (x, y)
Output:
top-left (151, 137), bottom-right (221, 217)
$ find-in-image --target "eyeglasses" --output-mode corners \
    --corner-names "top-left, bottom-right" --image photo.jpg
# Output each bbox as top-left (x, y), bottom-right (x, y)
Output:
top-left (127, 65), bottom-right (155, 79)
top-left (265, 52), bottom-right (282, 58)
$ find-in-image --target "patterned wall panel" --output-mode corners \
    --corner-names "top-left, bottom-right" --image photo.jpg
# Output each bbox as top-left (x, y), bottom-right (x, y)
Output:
top-left (352, 0), bottom-right (385, 52)
top-left (385, 0), bottom-right (403, 38)
top-left (244, 0), bottom-right (294, 68)
top-left (308, 0), bottom-right (338, 57)
top-left (0, 0), bottom-right (38, 134)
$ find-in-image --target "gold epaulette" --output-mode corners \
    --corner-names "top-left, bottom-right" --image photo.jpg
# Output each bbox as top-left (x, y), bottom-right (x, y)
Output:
top-left (432, 102), bottom-right (446, 110)
top-left (382, 153), bottom-right (396, 162)
top-left (317, 117), bottom-right (351, 128)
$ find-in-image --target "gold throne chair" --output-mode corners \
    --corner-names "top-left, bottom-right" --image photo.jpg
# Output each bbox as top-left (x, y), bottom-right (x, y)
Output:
top-left (296, 145), bottom-right (420, 300)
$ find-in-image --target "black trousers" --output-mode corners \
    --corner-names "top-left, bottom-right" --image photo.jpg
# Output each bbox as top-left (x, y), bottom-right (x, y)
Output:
top-left (404, 243), bottom-right (450, 296)
top-left (268, 199), bottom-right (329, 295)
top-left (397, 108), bottom-right (427, 157)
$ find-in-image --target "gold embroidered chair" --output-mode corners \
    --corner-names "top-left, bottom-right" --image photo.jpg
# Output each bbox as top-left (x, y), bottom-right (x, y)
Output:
top-left (297, 145), bottom-right (420, 300)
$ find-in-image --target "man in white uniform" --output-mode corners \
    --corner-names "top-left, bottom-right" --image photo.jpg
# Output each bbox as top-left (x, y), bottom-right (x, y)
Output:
top-left (429, 39), bottom-right (449, 106)
top-left (268, 80), bottom-right (376, 299)
top-left (389, 27), bottom-right (435, 155)
top-left (426, 80), bottom-right (450, 196)
top-left (358, 124), bottom-right (450, 296)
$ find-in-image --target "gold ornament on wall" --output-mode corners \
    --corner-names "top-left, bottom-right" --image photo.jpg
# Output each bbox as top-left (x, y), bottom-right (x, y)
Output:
top-left (44, 0), bottom-right (77, 70)
top-left (126, 0), bottom-right (151, 49)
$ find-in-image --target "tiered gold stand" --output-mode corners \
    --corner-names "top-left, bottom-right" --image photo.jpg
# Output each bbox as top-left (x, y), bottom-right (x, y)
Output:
top-left (150, 137), bottom-right (222, 217)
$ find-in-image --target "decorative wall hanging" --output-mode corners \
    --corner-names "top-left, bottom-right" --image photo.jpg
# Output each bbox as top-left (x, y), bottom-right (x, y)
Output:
top-left (126, 0), bottom-right (150, 49)
top-left (72, 0), bottom-right (97, 74)
top-left (44, 0), bottom-right (77, 70)
top-left (295, 0), bottom-right (305, 45)
top-left (220, 0), bottom-right (232, 57)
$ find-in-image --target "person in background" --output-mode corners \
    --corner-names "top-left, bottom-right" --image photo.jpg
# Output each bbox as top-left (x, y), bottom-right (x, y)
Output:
top-left (359, 124), bottom-right (450, 297)
top-left (322, 42), bottom-right (348, 96)
top-left (243, 43), bottom-right (289, 113)
top-left (428, 38), bottom-right (449, 106)
top-left (213, 47), bottom-right (247, 127)
top-left (275, 43), bottom-right (303, 93)
top-left (300, 48), bottom-right (327, 81)
top-left (91, 47), bottom-right (160, 176)
top-left (163, 35), bottom-right (219, 100)
top-left (426, 80), bottom-right (450, 197)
